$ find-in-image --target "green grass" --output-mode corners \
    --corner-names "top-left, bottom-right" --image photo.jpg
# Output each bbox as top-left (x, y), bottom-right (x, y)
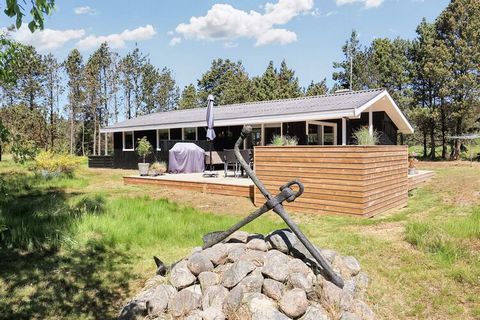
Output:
top-left (0, 156), bottom-right (479, 319)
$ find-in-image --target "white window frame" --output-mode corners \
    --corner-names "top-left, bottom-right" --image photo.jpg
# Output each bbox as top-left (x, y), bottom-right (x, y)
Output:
top-left (182, 127), bottom-right (198, 141)
top-left (156, 129), bottom-right (170, 151)
top-left (122, 131), bottom-right (135, 151)
top-left (306, 121), bottom-right (338, 145)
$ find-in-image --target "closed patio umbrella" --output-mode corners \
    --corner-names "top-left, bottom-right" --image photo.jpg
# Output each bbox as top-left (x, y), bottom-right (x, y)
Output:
top-left (204, 95), bottom-right (217, 176)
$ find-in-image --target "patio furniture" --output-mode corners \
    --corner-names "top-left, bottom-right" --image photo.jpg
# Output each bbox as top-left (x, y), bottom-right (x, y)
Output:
top-left (168, 143), bottom-right (205, 173)
top-left (223, 149), bottom-right (238, 177)
top-left (237, 149), bottom-right (252, 177)
top-left (204, 151), bottom-right (224, 166)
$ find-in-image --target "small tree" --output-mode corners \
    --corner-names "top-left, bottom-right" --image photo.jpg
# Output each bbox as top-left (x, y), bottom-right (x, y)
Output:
top-left (136, 136), bottom-right (152, 163)
top-left (0, 122), bottom-right (10, 162)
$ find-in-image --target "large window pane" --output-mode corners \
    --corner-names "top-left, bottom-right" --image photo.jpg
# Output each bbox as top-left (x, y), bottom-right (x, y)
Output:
top-left (184, 127), bottom-right (196, 140)
top-left (158, 129), bottom-right (169, 140)
top-left (123, 131), bottom-right (134, 150)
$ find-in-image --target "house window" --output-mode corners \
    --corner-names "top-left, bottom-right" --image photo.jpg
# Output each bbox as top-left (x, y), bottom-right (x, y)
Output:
top-left (157, 129), bottom-right (169, 151)
top-left (123, 131), bottom-right (134, 151)
top-left (183, 127), bottom-right (197, 140)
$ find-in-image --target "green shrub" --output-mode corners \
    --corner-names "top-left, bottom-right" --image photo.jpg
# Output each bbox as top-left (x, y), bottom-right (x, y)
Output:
top-left (269, 135), bottom-right (299, 146)
top-left (136, 136), bottom-right (152, 163)
top-left (11, 134), bottom-right (37, 163)
top-left (34, 151), bottom-right (82, 177)
top-left (353, 127), bottom-right (380, 145)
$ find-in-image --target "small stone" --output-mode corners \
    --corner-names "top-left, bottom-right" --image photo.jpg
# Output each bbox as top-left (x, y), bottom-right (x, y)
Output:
top-left (266, 229), bottom-right (298, 254)
top-left (222, 284), bottom-right (244, 313)
top-left (221, 260), bottom-right (256, 288)
top-left (226, 230), bottom-right (250, 243)
top-left (187, 252), bottom-right (214, 275)
top-left (243, 292), bottom-right (290, 320)
top-left (202, 285), bottom-right (229, 310)
top-left (168, 288), bottom-right (202, 317)
top-left (202, 307), bottom-right (226, 320)
top-left (332, 255), bottom-right (352, 279)
top-left (239, 249), bottom-right (267, 267)
top-left (262, 250), bottom-right (289, 282)
top-left (288, 258), bottom-right (312, 276)
top-left (237, 270), bottom-right (264, 294)
top-left (320, 248), bottom-right (338, 264)
top-left (319, 277), bottom-right (353, 311)
top-left (262, 278), bottom-right (284, 301)
top-left (299, 305), bottom-right (330, 320)
top-left (279, 288), bottom-right (309, 318)
top-left (352, 299), bottom-right (375, 320)
top-left (289, 272), bottom-right (314, 293)
top-left (353, 271), bottom-right (369, 299)
top-left (145, 284), bottom-right (176, 315)
top-left (185, 284), bottom-right (202, 296)
top-left (247, 238), bottom-right (269, 251)
top-left (198, 271), bottom-right (219, 290)
top-left (204, 243), bottom-right (228, 265)
top-left (340, 312), bottom-right (361, 320)
top-left (186, 309), bottom-right (203, 320)
top-left (343, 256), bottom-right (361, 277)
top-left (226, 243), bottom-right (247, 262)
top-left (169, 260), bottom-right (196, 289)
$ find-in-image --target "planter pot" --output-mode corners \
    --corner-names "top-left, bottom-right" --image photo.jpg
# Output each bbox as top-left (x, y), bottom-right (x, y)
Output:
top-left (408, 168), bottom-right (417, 175)
top-left (138, 163), bottom-right (150, 176)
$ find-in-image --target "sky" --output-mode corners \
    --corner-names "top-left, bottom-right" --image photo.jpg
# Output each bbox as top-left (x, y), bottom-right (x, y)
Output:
top-left (2, 0), bottom-right (450, 89)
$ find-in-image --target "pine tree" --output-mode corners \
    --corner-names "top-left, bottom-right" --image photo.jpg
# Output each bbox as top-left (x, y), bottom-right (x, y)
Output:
top-left (42, 54), bottom-right (63, 150)
top-left (305, 79), bottom-right (328, 96)
top-left (251, 61), bottom-right (278, 101)
top-left (277, 60), bottom-right (302, 99)
top-left (157, 67), bottom-right (179, 112)
top-left (65, 49), bottom-right (84, 155)
top-left (197, 59), bottom-right (251, 105)
top-left (178, 84), bottom-right (199, 109)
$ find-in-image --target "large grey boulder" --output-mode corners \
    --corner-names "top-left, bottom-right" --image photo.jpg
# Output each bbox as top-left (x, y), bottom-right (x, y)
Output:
top-left (279, 288), bottom-right (309, 318)
top-left (266, 229), bottom-right (298, 254)
top-left (202, 307), bottom-right (226, 320)
top-left (226, 243), bottom-right (247, 263)
top-left (168, 287), bottom-right (202, 317)
top-left (198, 271), bottom-right (219, 290)
top-left (244, 292), bottom-right (290, 320)
top-left (239, 249), bottom-right (267, 267)
top-left (203, 243), bottom-right (228, 266)
top-left (202, 285), bottom-right (229, 310)
top-left (289, 272), bottom-right (314, 293)
top-left (247, 238), bottom-right (269, 251)
top-left (262, 278), bottom-right (284, 301)
top-left (262, 250), bottom-right (289, 282)
top-left (170, 260), bottom-right (196, 289)
top-left (299, 305), bottom-right (330, 320)
top-left (226, 230), bottom-right (250, 243)
top-left (145, 284), bottom-right (176, 315)
top-left (187, 252), bottom-right (214, 275)
top-left (221, 260), bottom-right (256, 288)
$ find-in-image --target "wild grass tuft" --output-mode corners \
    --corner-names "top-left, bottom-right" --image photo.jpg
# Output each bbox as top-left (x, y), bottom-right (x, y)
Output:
top-left (353, 127), bottom-right (380, 145)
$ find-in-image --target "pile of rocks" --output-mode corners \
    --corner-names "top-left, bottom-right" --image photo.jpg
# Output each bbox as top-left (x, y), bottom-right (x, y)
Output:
top-left (120, 229), bottom-right (374, 320)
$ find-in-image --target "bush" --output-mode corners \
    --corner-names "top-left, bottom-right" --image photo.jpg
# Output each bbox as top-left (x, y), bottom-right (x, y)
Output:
top-left (353, 127), bottom-right (380, 145)
top-left (34, 151), bottom-right (82, 177)
top-left (11, 134), bottom-right (38, 163)
top-left (150, 161), bottom-right (167, 175)
top-left (269, 135), bottom-right (299, 146)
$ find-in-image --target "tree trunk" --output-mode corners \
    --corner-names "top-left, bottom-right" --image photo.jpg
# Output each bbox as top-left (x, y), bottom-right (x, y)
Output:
top-left (82, 122), bottom-right (85, 156)
top-left (50, 82), bottom-right (55, 150)
top-left (70, 105), bottom-right (74, 155)
top-left (423, 130), bottom-right (427, 158)
top-left (430, 120), bottom-right (436, 160)
top-left (440, 99), bottom-right (447, 159)
top-left (0, 142), bottom-right (2, 162)
top-left (453, 119), bottom-right (462, 160)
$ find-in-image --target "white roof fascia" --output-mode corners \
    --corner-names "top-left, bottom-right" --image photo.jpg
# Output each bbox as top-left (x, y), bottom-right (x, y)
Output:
top-left (99, 110), bottom-right (355, 133)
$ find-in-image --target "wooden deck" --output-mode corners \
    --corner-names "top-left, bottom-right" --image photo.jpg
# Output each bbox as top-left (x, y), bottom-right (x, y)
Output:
top-left (124, 172), bottom-right (254, 198)
top-left (408, 170), bottom-right (435, 191)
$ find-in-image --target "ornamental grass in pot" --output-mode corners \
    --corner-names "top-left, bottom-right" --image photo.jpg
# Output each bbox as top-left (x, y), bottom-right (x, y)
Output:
top-left (136, 136), bottom-right (152, 176)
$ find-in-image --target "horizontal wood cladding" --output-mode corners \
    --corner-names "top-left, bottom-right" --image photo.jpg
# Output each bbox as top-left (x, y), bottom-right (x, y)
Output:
top-left (124, 177), bottom-right (253, 198)
top-left (253, 145), bottom-right (408, 217)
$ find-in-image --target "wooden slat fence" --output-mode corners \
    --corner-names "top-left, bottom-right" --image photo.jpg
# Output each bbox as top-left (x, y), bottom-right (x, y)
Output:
top-left (253, 145), bottom-right (408, 217)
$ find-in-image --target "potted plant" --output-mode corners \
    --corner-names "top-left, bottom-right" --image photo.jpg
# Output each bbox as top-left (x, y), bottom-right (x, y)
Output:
top-left (136, 136), bottom-right (152, 176)
top-left (408, 151), bottom-right (418, 175)
top-left (149, 161), bottom-right (167, 176)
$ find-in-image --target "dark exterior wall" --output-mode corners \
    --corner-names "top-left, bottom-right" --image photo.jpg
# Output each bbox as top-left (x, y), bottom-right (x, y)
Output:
top-left (283, 122), bottom-right (307, 145)
top-left (346, 111), bottom-right (397, 145)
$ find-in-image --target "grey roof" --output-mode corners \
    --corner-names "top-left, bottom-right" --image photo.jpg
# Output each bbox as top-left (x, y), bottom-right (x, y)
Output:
top-left (102, 89), bottom-right (387, 132)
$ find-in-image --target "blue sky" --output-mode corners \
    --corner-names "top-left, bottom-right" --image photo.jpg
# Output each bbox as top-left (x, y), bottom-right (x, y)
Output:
top-left (4, 0), bottom-right (449, 89)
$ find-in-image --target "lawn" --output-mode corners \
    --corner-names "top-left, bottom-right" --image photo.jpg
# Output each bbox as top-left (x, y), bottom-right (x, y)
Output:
top-left (0, 157), bottom-right (479, 319)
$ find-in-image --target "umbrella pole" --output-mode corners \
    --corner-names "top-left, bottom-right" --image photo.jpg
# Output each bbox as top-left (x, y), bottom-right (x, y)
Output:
top-left (210, 139), bottom-right (213, 173)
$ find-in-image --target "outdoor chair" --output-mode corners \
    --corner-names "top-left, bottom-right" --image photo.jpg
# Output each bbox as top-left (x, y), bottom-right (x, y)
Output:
top-left (223, 149), bottom-right (238, 177)
top-left (237, 149), bottom-right (252, 177)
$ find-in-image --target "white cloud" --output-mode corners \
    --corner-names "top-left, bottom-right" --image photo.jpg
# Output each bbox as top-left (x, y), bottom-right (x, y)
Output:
top-left (336, 0), bottom-right (384, 8)
top-left (172, 0), bottom-right (314, 47)
top-left (74, 6), bottom-right (97, 15)
top-left (169, 37), bottom-right (182, 46)
top-left (76, 24), bottom-right (156, 50)
top-left (4, 24), bottom-right (85, 51)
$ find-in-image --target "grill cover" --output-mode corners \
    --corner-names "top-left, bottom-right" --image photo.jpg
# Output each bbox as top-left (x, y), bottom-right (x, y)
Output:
top-left (168, 143), bottom-right (205, 173)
